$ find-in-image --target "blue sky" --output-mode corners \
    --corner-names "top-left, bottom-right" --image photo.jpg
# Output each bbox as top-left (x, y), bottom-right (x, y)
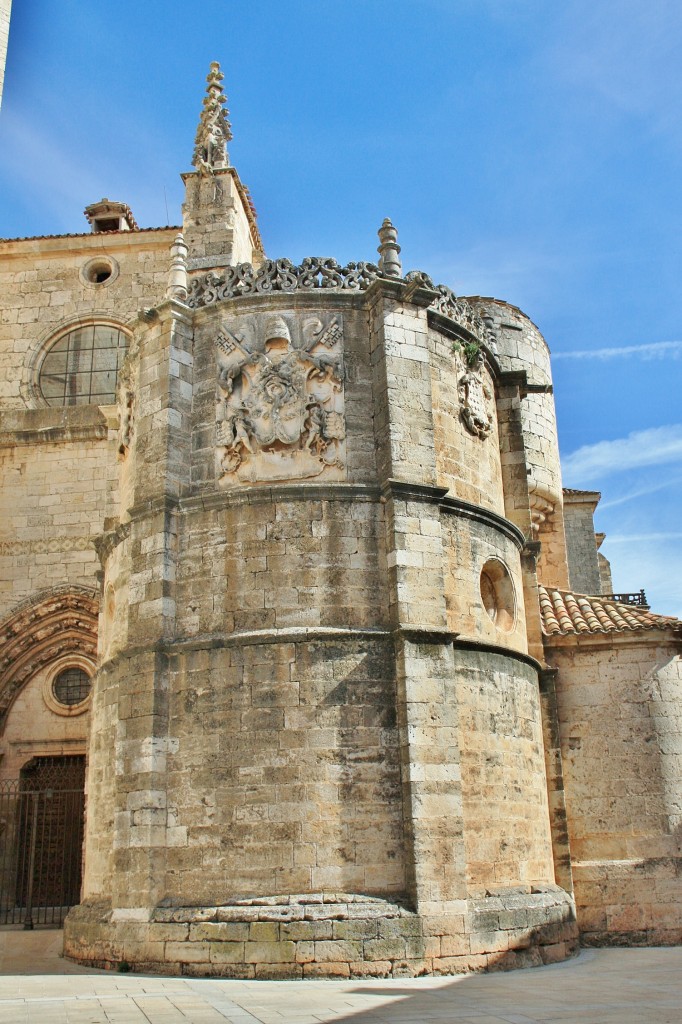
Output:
top-left (1, 0), bottom-right (681, 615)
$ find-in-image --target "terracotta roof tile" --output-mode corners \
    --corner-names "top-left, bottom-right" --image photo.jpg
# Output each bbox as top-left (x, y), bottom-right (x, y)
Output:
top-left (539, 586), bottom-right (680, 637)
top-left (0, 226), bottom-right (180, 244)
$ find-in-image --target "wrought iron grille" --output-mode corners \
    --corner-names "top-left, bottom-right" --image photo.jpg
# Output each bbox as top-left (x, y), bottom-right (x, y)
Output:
top-left (0, 755), bottom-right (85, 928)
top-left (604, 590), bottom-right (649, 608)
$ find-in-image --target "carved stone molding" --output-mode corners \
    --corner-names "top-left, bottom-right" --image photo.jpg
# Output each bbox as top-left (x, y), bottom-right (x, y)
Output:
top-left (529, 493), bottom-right (556, 536)
top-left (215, 312), bottom-right (346, 485)
top-left (0, 586), bottom-right (99, 731)
top-left (0, 536), bottom-right (93, 556)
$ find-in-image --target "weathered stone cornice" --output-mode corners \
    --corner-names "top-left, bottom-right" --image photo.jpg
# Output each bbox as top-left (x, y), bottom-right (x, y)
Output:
top-left (441, 495), bottom-right (526, 550)
top-left (0, 406), bottom-right (110, 447)
top-left (180, 482), bottom-right (381, 515)
top-left (453, 637), bottom-right (543, 673)
top-left (97, 624), bottom-right (465, 673)
top-left (381, 479), bottom-right (525, 550)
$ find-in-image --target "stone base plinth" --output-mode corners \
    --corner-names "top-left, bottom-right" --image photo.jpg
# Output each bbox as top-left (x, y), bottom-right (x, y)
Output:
top-left (573, 857), bottom-right (682, 948)
top-left (64, 889), bottom-right (578, 978)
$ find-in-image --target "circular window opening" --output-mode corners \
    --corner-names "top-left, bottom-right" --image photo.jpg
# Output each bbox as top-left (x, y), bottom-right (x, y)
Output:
top-left (81, 256), bottom-right (118, 286)
top-left (53, 667), bottom-right (92, 708)
top-left (480, 558), bottom-right (516, 632)
top-left (38, 323), bottom-right (129, 406)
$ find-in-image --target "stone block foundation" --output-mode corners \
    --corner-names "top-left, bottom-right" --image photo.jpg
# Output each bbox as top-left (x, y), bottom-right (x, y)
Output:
top-left (64, 888), bottom-right (578, 977)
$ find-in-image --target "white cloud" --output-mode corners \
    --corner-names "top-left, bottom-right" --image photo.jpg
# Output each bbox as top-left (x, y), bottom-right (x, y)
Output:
top-left (425, 239), bottom-right (565, 309)
top-left (547, 1), bottom-right (682, 137)
top-left (554, 341), bottom-right (682, 361)
top-left (606, 533), bottom-right (682, 543)
top-left (600, 474), bottom-right (682, 510)
top-left (0, 109), bottom-right (103, 227)
top-left (602, 539), bottom-right (682, 619)
top-left (562, 425), bottom-right (682, 484)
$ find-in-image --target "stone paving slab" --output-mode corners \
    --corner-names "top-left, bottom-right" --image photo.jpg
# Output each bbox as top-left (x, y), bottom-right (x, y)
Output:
top-left (0, 931), bottom-right (680, 1023)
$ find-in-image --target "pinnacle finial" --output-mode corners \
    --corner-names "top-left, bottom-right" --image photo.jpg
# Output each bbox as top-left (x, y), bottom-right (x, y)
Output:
top-left (377, 217), bottom-right (402, 278)
top-left (167, 233), bottom-right (188, 301)
top-left (192, 61), bottom-right (233, 174)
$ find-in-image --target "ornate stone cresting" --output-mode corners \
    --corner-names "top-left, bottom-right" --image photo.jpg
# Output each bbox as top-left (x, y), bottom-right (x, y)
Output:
top-left (187, 258), bottom-right (498, 351)
top-left (215, 312), bottom-right (346, 484)
top-left (192, 61), bottom-right (232, 174)
top-left (188, 257), bottom-right (382, 307)
top-left (406, 273), bottom-right (499, 354)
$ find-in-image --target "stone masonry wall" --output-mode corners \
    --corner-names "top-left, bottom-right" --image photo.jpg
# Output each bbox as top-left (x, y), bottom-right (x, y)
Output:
top-left (548, 632), bottom-right (682, 944)
top-left (442, 513), bottom-right (527, 652)
top-left (176, 496), bottom-right (388, 639)
top-left (456, 648), bottom-right (556, 893)
top-left (470, 298), bottom-right (569, 590)
top-left (428, 326), bottom-right (505, 515)
top-left (563, 494), bottom-right (602, 595)
top-left (166, 637), bottom-right (405, 902)
top-left (0, 230), bottom-right (174, 406)
top-left (0, 424), bottom-right (114, 619)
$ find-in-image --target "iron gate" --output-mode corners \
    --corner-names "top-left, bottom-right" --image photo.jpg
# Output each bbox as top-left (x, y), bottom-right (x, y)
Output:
top-left (0, 755), bottom-right (85, 928)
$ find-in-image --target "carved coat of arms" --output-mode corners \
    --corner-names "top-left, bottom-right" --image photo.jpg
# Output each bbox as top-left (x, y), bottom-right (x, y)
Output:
top-left (215, 313), bottom-right (346, 484)
top-left (457, 349), bottom-right (493, 440)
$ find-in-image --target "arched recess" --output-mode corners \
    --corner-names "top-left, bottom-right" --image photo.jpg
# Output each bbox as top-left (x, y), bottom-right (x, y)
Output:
top-left (0, 586), bottom-right (99, 734)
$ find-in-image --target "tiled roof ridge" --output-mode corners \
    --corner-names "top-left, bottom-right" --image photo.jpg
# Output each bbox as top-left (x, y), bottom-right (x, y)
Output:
top-left (0, 226), bottom-right (181, 244)
top-left (539, 585), bottom-right (680, 637)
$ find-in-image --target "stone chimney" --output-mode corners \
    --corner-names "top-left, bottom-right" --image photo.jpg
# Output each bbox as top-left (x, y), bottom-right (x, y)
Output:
top-left (84, 199), bottom-right (138, 233)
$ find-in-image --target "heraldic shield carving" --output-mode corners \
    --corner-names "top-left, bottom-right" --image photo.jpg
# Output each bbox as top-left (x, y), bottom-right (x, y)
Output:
top-left (457, 349), bottom-right (493, 440)
top-left (215, 312), bottom-right (346, 484)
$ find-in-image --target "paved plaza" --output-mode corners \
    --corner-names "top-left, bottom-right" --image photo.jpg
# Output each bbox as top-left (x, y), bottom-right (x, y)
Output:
top-left (0, 931), bottom-right (680, 1023)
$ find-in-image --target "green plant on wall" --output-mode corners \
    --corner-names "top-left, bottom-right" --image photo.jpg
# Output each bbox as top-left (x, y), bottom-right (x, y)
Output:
top-left (452, 339), bottom-right (482, 367)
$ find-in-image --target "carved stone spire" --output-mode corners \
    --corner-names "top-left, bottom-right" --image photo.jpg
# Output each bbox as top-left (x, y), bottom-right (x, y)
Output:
top-left (377, 218), bottom-right (402, 278)
top-left (192, 61), bottom-right (233, 174)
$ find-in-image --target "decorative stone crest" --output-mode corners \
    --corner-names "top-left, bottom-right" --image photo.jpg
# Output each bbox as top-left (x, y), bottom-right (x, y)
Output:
top-left (188, 258), bottom-right (498, 354)
top-left (192, 62), bottom-right (232, 174)
top-left (457, 348), bottom-right (493, 440)
top-left (216, 313), bottom-right (346, 484)
top-left (188, 257), bottom-right (382, 308)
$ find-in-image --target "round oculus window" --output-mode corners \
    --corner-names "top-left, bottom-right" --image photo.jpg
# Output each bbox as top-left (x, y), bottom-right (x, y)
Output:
top-left (480, 558), bottom-right (516, 632)
top-left (80, 255), bottom-right (119, 286)
top-left (52, 667), bottom-right (92, 708)
top-left (39, 324), bottom-right (129, 406)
